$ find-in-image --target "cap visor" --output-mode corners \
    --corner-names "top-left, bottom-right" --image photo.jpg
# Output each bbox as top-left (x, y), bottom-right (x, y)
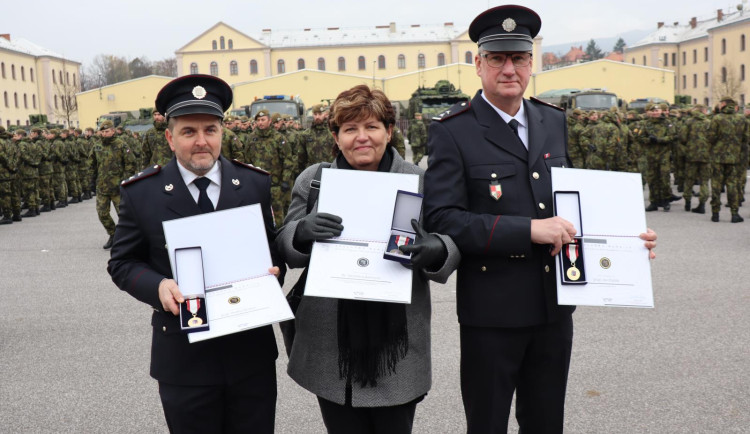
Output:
top-left (480, 39), bottom-right (533, 53)
top-left (168, 105), bottom-right (224, 119)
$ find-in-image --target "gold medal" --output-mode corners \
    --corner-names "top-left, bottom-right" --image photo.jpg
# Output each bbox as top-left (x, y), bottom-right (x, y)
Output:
top-left (188, 317), bottom-right (203, 327)
top-left (186, 298), bottom-right (203, 327)
top-left (566, 266), bottom-right (580, 281)
top-left (390, 248), bottom-right (403, 255)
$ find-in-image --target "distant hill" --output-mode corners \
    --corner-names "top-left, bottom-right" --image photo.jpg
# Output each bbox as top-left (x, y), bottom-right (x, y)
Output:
top-left (543, 29), bottom-right (652, 55)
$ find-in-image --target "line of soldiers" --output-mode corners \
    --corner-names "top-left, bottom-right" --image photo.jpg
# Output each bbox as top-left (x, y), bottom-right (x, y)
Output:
top-left (567, 97), bottom-right (750, 222)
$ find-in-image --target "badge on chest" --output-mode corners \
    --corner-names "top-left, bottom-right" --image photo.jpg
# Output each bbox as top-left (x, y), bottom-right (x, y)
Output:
top-left (489, 171), bottom-right (502, 201)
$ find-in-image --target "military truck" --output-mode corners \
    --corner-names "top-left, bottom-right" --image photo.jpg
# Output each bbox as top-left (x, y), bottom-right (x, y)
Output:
top-left (247, 95), bottom-right (306, 127)
top-left (28, 114), bottom-right (65, 130)
top-left (628, 97), bottom-right (669, 113)
top-left (407, 80), bottom-right (470, 121)
top-left (535, 88), bottom-right (623, 113)
top-left (97, 108), bottom-right (154, 133)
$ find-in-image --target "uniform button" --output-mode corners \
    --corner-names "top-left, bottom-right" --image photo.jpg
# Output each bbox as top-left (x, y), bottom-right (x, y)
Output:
top-left (491, 173), bottom-right (497, 179)
top-left (480, 266), bottom-right (487, 272)
top-left (545, 265), bottom-right (550, 273)
top-left (532, 172), bottom-right (540, 179)
top-left (162, 326), bottom-right (167, 332)
top-left (521, 254), bottom-right (525, 258)
top-left (539, 203), bottom-right (546, 210)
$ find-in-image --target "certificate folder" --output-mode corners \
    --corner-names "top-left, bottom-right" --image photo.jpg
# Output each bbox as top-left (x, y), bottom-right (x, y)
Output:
top-left (551, 168), bottom-right (654, 308)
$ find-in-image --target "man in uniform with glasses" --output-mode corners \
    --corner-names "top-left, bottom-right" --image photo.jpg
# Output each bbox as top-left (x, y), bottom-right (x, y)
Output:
top-left (424, 5), bottom-right (655, 433)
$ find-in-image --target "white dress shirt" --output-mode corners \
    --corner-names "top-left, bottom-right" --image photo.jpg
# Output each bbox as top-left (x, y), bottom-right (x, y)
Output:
top-left (176, 159), bottom-right (222, 209)
top-left (481, 91), bottom-right (529, 150)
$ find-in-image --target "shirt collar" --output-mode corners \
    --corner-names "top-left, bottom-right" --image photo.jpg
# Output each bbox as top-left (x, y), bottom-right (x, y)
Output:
top-left (176, 158), bottom-right (222, 188)
top-left (480, 91), bottom-right (527, 129)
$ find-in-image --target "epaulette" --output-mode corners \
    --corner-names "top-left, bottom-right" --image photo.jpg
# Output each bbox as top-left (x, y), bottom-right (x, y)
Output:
top-left (433, 101), bottom-right (471, 122)
top-left (530, 97), bottom-right (565, 112)
top-left (231, 158), bottom-right (269, 175)
top-left (121, 164), bottom-right (161, 186)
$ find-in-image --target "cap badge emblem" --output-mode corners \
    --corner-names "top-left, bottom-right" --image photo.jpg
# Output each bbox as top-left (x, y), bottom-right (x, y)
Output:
top-left (192, 86), bottom-right (207, 100)
top-left (502, 18), bottom-right (516, 32)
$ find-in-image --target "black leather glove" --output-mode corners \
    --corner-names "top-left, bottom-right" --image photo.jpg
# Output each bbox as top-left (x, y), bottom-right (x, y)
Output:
top-left (649, 135), bottom-right (658, 144)
top-left (294, 212), bottom-right (343, 248)
top-left (399, 219), bottom-right (447, 271)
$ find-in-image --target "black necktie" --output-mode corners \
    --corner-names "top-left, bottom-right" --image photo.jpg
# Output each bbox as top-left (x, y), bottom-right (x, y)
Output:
top-left (193, 177), bottom-right (214, 213)
top-left (508, 119), bottom-right (525, 149)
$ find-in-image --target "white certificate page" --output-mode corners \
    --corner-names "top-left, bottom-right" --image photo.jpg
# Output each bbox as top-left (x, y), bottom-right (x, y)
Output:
top-left (304, 169), bottom-right (419, 303)
top-left (162, 204), bottom-right (293, 342)
top-left (552, 168), bottom-right (654, 308)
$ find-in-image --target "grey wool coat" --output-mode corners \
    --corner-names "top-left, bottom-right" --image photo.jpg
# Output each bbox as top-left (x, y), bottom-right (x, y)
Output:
top-left (277, 149), bottom-right (461, 407)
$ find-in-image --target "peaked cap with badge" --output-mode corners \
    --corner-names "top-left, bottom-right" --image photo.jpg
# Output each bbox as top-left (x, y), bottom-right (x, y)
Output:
top-left (469, 4), bottom-right (541, 52)
top-left (155, 74), bottom-right (232, 120)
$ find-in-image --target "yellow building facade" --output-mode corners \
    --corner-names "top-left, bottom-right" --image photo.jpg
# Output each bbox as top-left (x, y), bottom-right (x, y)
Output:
top-left (624, 8), bottom-right (749, 107)
top-left (0, 34), bottom-right (81, 129)
top-left (76, 75), bottom-right (173, 129)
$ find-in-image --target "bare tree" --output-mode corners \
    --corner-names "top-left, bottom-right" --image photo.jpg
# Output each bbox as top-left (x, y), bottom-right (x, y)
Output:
top-left (153, 57), bottom-right (178, 77)
top-left (129, 57), bottom-right (153, 79)
top-left (712, 61), bottom-right (745, 103)
top-left (52, 60), bottom-right (81, 127)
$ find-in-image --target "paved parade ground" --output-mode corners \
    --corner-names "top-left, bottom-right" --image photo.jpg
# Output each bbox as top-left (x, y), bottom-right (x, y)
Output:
top-left (1, 176), bottom-right (749, 433)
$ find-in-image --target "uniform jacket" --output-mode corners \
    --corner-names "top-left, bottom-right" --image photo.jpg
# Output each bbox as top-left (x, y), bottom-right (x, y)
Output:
top-left (108, 156), bottom-right (283, 386)
top-left (277, 149), bottom-right (461, 407)
top-left (424, 90), bottom-right (575, 328)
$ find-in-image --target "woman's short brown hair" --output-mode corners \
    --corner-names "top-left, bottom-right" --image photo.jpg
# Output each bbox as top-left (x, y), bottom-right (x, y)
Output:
top-left (328, 85), bottom-right (396, 133)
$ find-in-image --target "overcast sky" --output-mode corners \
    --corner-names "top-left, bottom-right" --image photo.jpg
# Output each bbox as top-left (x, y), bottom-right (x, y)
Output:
top-left (4, 0), bottom-right (744, 67)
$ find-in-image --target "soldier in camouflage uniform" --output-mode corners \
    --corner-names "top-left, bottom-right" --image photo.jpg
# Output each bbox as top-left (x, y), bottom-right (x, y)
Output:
top-left (408, 112), bottom-right (428, 165)
top-left (391, 126), bottom-right (406, 159)
top-left (244, 110), bottom-right (294, 226)
top-left (48, 129), bottom-right (69, 208)
top-left (298, 104), bottom-right (335, 174)
top-left (741, 108), bottom-right (750, 207)
top-left (61, 129), bottom-right (82, 203)
top-left (115, 126), bottom-right (141, 176)
top-left (680, 105), bottom-right (713, 214)
top-left (282, 115), bottom-right (301, 181)
top-left (141, 110), bottom-right (173, 168)
top-left (669, 109), bottom-right (688, 193)
top-left (567, 109), bottom-right (586, 168)
top-left (93, 120), bottom-right (136, 249)
top-left (709, 97), bottom-right (746, 223)
top-left (0, 126), bottom-right (21, 224)
top-left (33, 128), bottom-right (55, 212)
top-left (612, 108), bottom-right (634, 172)
top-left (73, 128), bottom-right (92, 200)
top-left (580, 111), bottom-right (622, 171)
top-left (14, 130), bottom-right (42, 217)
top-left (637, 103), bottom-right (674, 211)
top-left (625, 111), bottom-right (643, 174)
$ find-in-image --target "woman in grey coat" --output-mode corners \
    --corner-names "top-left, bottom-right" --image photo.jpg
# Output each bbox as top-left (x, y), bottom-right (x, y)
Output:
top-left (277, 85), bottom-right (460, 434)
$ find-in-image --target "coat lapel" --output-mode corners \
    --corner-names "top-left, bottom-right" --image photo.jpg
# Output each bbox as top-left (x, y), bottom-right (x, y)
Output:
top-left (215, 156), bottom-right (246, 211)
top-left (162, 159), bottom-right (200, 218)
top-left (524, 99), bottom-right (547, 167)
top-left (473, 92), bottom-right (528, 162)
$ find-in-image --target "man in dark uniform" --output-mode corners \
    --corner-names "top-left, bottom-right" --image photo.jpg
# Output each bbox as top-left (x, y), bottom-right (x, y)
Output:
top-left (424, 6), bottom-right (656, 433)
top-left (107, 74), bottom-right (284, 433)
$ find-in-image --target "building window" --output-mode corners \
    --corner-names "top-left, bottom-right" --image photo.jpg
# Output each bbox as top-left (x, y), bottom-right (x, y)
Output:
top-left (230, 61), bottom-right (238, 75)
top-left (212, 40), bottom-right (217, 50)
top-left (418, 54), bottom-right (426, 68)
top-left (693, 49), bottom-right (697, 63)
top-left (1, 62), bottom-right (4, 78)
top-left (663, 53), bottom-right (668, 66)
top-left (682, 75), bottom-right (686, 89)
top-left (54, 95), bottom-right (58, 109)
top-left (704, 47), bottom-right (708, 61)
top-left (23, 94), bottom-right (27, 108)
top-left (14, 93), bottom-right (18, 107)
top-left (250, 60), bottom-right (258, 75)
top-left (741, 35), bottom-right (746, 51)
top-left (298, 58), bottom-right (305, 70)
top-left (358, 56), bottom-right (366, 71)
top-left (740, 94), bottom-right (745, 107)
top-left (190, 63), bottom-right (198, 74)
top-left (682, 51), bottom-right (686, 65)
top-left (705, 72), bottom-right (709, 87)
top-left (722, 38), bottom-right (726, 54)
top-left (32, 94), bottom-right (36, 109)
top-left (11, 65), bottom-right (16, 80)
top-left (693, 74), bottom-right (697, 88)
top-left (338, 57), bottom-right (345, 71)
top-left (398, 54), bottom-right (406, 69)
top-left (465, 51), bottom-right (473, 64)
top-left (59, 70), bottom-right (62, 84)
top-left (741, 64), bottom-right (746, 81)
top-left (21, 66), bottom-right (25, 81)
top-left (278, 59), bottom-right (286, 74)
top-left (210, 61), bottom-right (218, 76)
top-left (704, 97), bottom-right (709, 106)
top-left (672, 53), bottom-right (676, 66)
top-left (642, 55), bottom-right (646, 66)
top-left (228, 39), bottom-right (233, 50)
top-left (3, 91), bottom-right (7, 107)
top-left (378, 55), bottom-right (385, 69)
top-left (437, 53), bottom-right (446, 66)
top-left (631, 58), bottom-right (635, 64)
top-left (66, 72), bottom-right (70, 84)
top-left (721, 67), bottom-right (727, 83)
top-left (30, 67), bottom-right (34, 82)
top-left (220, 36), bottom-right (225, 50)
top-left (317, 57), bottom-right (325, 71)
top-left (52, 69), bottom-right (56, 84)
top-left (73, 73), bottom-right (76, 86)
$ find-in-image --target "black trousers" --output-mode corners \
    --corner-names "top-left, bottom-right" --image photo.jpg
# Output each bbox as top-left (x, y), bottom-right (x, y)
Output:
top-left (460, 315), bottom-right (574, 434)
top-left (317, 395), bottom-right (423, 434)
top-left (158, 362), bottom-right (277, 434)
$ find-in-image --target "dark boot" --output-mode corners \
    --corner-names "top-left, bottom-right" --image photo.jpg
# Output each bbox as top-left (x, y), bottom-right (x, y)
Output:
top-left (677, 185), bottom-right (684, 193)
top-left (645, 202), bottom-right (659, 212)
top-left (56, 199), bottom-right (68, 208)
top-left (0, 216), bottom-right (12, 225)
top-left (711, 213), bottom-right (719, 222)
top-left (69, 196), bottom-right (80, 204)
top-left (12, 214), bottom-right (22, 222)
top-left (103, 235), bottom-right (114, 250)
top-left (684, 202), bottom-right (691, 212)
top-left (50, 201), bottom-right (56, 211)
top-left (691, 203), bottom-right (706, 214)
top-left (40, 203), bottom-right (52, 212)
top-left (82, 192), bottom-right (91, 200)
top-left (662, 201), bottom-right (670, 211)
top-left (731, 214), bottom-right (744, 223)
top-left (670, 194), bottom-right (681, 202)
top-left (22, 207), bottom-right (38, 217)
